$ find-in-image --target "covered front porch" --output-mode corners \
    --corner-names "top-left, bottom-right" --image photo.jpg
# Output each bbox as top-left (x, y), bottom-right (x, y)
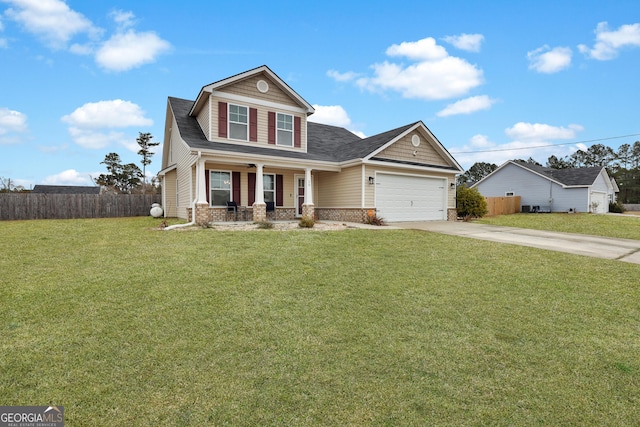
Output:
top-left (189, 155), bottom-right (325, 225)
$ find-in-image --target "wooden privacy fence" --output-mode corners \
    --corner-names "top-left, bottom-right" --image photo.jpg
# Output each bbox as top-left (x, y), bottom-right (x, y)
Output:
top-left (485, 196), bottom-right (521, 217)
top-left (0, 193), bottom-right (162, 220)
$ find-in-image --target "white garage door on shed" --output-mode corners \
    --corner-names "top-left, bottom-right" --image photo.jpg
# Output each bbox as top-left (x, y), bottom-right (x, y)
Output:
top-left (590, 192), bottom-right (608, 213)
top-left (375, 173), bottom-right (447, 222)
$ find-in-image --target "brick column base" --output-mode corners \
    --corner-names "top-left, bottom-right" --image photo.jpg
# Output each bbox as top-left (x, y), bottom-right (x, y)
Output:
top-left (447, 208), bottom-right (458, 221)
top-left (302, 204), bottom-right (315, 220)
top-left (195, 202), bottom-right (210, 226)
top-left (253, 203), bottom-right (266, 222)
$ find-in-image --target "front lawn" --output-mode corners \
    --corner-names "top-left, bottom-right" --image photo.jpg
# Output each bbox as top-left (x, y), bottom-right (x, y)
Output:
top-left (1, 217), bottom-right (639, 425)
top-left (477, 212), bottom-right (640, 240)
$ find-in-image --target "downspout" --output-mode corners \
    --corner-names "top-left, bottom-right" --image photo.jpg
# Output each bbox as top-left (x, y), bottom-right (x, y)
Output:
top-left (164, 151), bottom-right (201, 230)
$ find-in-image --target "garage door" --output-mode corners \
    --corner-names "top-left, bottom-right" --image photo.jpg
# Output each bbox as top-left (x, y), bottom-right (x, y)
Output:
top-left (590, 192), bottom-right (608, 213)
top-left (375, 173), bottom-right (446, 221)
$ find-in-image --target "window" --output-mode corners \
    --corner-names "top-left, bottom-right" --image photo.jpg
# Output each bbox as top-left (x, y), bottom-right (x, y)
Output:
top-left (229, 104), bottom-right (248, 140)
top-left (276, 113), bottom-right (293, 146)
top-left (263, 174), bottom-right (275, 203)
top-left (210, 171), bottom-right (231, 206)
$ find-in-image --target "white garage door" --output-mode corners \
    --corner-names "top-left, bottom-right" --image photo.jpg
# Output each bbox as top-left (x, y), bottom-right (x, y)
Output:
top-left (376, 173), bottom-right (446, 222)
top-left (590, 192), bottom-right (608, 213)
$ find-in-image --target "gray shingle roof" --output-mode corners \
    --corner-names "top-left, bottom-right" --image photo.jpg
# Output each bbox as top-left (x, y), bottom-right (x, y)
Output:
top-left (514, 161), bottom-right (604, 186)
top-left (168, 96), bottom-right (424, 163)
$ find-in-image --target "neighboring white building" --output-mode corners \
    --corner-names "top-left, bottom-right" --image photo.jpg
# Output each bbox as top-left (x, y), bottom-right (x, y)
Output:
top-left (472, 161), bottom-right (617, 214)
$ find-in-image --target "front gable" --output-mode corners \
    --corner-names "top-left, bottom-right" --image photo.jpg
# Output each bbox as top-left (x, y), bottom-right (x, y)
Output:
top-left (188, 66), bottom-right (313, 153)
top-left (367, 123), bottom-right (462, 172)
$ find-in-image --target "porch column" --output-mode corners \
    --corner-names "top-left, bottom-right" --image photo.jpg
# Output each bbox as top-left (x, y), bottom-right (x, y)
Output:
top-left (302, 167), bottom-right (315, 219)
top-left (194, 156), bottom-right (209, 225)
top-left (255, 163), bottom-right (265, 204)
top-left (253, 163), bottom-right (266, 222)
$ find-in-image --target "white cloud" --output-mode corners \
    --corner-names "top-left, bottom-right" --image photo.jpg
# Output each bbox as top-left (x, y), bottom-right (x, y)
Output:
top-left (3, 3), bottom-right (170, 71)
top-left (578, 22), bottom-right (640, 60)
top-left (62, 100), bottom-right (152, 149)
top-left (3, 0), bottom-right (100, 49)
top-left (42, 169), bottom-right (97, 186)
top-left (95, 29), bottom-right (171, 71)
top-left (109, 9), bottom-right (135, 30)
top-left (308, 104), bottom-right (365, 138)
top-left (437, 95), bottom-right (496, 117)
top-left (450, 123), bottom-right (585, 169)
top-left (62, 99), bottom-right (153, 129)
top-left (0, 107), bottom-right (28, 143)
top-left (386, 37), bottom-right (448, 60)
top-left (0, 107), bottom-right (27, 133)
top-left (66, 128), bottom-right (127, 149)
top-left (505, 122), bottom-right (583, 141)
top-left (326, 69), bottom-right (360, 82)
top-left (527, 45), bottom-right (572, 73)
top-left (308, 105), bottom-right (352, 127)
top-left (353, 37), bottom-right (484, 100)
top-left (442, 33), bottom-right (485, 52)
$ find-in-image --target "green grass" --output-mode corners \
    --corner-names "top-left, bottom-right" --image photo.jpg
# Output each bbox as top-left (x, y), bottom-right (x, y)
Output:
top-left (1, 217), bottom-right (639, 425)
top-left (477, 212), bottom-right (640, 240)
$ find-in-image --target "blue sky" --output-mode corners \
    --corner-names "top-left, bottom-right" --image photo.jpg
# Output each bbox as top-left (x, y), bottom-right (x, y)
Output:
top-left (1, 0), bottom-right (640, 188)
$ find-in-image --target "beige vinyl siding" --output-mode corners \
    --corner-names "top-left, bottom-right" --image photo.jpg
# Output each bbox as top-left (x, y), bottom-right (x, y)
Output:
top-left (364, 164), bottom-right (457, 209)
top-left (163, 169), bottom-right (177, 217)
top-left (172, 122), bottom-right (196, 219)
top-left (377, 131), bottom-right (450, 167)
top-left (210, 98), bottom-right (307, 150)
top-left (195, 97), bottom-right (210, 140)
top-left (316, 167), bottom-right (363, 207)
top-left (222, 74), bottom-right (300, 107)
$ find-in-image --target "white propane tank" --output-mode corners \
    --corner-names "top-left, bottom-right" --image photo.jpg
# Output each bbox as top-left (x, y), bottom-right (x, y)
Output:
top-left (150, 203), bottom-right (163, 218)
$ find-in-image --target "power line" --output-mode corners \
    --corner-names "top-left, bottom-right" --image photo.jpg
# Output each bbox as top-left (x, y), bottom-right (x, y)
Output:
top-left (450, 133), bottom-right (640, 154)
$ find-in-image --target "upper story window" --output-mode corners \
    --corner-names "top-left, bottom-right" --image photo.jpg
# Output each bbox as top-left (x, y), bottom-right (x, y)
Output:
top-left (276, 113), bottom-right (293, 147)
top-left (229, 104), bottom-right (248, 141)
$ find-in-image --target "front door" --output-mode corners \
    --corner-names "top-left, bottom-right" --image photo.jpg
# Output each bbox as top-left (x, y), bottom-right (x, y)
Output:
top-left (295, 175), bottom-right (305, 217)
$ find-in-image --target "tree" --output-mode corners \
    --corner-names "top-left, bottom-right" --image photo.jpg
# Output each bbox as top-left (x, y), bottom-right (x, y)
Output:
top-left (457, 162), bottom-right (498, 186)
top-left (0, 177), bottom-right (25, 192)
top-left (94, 152), bottom-right (143, 193)
top-left (136, 132), bottom-right (159, 193)
top-left (513, 157), bottom-right (542, 166)
top-left (546, 155), bottom-right (572, 169)
top-left (456, 186), bottom-right (488, 219)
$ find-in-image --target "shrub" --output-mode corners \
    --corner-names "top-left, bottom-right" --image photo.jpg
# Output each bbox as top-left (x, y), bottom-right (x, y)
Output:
top-left (298, 216), bottom-right (315, 228)
top-left (609, 201), bottom-right (626, 213)
top-left (456, 186), bottom-right (488, 219)
top-left (255, 221), bottom-right (274, 229)
top-left (364, 210), bottom-right (386, 226)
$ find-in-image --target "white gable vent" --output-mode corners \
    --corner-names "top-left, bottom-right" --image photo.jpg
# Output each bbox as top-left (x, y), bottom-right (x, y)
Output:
top-left (411, 135), bottom-right (421, 147)
top-left (257, 80), bottom-right (269, 93)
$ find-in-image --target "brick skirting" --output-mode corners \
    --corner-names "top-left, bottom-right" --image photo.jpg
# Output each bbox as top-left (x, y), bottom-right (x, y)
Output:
top-left (187, 206), bottom-right (458, 224)
top-left (316, 208), bottom-right (374, 223)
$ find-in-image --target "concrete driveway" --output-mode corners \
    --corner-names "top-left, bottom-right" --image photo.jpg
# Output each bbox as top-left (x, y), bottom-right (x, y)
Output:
top-left (396, 221), bottom-right (640, 264)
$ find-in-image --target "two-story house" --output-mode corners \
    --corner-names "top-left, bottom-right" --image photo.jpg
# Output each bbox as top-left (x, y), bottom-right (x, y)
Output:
top-left (159, 65), bottom-right (463, 224)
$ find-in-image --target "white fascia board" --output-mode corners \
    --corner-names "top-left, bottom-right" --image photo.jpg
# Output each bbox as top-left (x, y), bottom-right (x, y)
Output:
top-left (363, 158), bottom-right (459, 175)
top-left (366, 123), bottom-right (419, 159)
top-left (158, 163), bottom-right (177, 176)
top-left (193, 149), bottom-right (341, 172)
